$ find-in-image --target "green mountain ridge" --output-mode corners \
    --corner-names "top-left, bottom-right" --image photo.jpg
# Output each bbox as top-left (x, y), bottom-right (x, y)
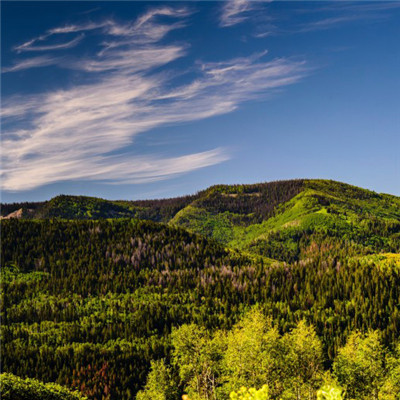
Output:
top-left (3, 179), bottom-right (400, 262)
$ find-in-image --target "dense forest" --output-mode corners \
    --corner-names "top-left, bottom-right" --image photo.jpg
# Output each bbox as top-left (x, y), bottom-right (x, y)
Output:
top-left (0, 373), bottom-right (87, 400)
top-left (1, 180), bottom-right (400, 399)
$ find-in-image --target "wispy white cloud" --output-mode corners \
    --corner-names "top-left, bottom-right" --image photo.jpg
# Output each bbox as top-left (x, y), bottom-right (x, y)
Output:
top-left (15, 34), bottom-right (85, 53)
top-left (14, 6), bottom-right (192, 55)
top-left (13, 21), bottom-right (110, 54)
top-left (79, 7), bottom-right (101, 16)
top-left (297, 1), bottom-right (400, 33)
top-left (1, 148), bottom-right (229, 191)
top-left (315, 2), bottom-right (400, 14)
top-left (114, 6), bottom-right (191, 40)
top-left (299, 15), bottom-right (375, 33)
top-left (2, 55), bottom-right (62, 73)
top-left (2, 6), bottom-right (307, 192)
top-left (74, 45), bottom-right (186, 73)
top-left (48, 21), bottom-right (108, 35)
top-left (220, 0), bottom-right (254, 27)
top-left (220, 0), bottom-right (271, 28)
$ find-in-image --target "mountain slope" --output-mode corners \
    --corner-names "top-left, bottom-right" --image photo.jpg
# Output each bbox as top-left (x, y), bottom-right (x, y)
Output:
top-left (2, 180), bottom-right (399, 262)
top-left (1, 193), bottom-right (197, 222)
top-left (1, 218), bottom-right (253, 397)
top-left (2, 217), bottom-right (400, 398)
top-left (171, 179), bottom-right (400, 261)
top-left (2, 181), bottom-right (400, 399)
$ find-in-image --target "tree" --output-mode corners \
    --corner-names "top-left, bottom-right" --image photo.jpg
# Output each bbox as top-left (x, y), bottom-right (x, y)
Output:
top-left (71, 362), bottom-right (115, 400)
top-left (136, 359), bottom-right (177, 400)
top-left (333, 331), bottom-right (385, 399)
top-left (378, 342), bottom-right (400, 400)
top-left (171, 324), bottom-right (224, 400)
top-left (221, 309), bottom-right (280, 397)
top-left (280, 320), bottom-right (324, 400)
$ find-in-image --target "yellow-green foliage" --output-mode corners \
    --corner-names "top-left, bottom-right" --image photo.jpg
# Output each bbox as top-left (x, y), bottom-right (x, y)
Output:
top-left (0, 373), bottom-right (87, 400)
top-left (317, 385), bottom-right (343, 400)
top-left (230, 385), bottom-right (270, 400)
top-left (136, 360), bottom-right (177, 400)
top-left (352, 253), bottom-right (400, 271)
top-left (0, 264), bottom-right (48, 284)
top-left (333, 331), bottom-right (386, 399)
top-left (229, 384), bottom-right (344, 400)
top-left (222, 309), bottom-right (280, 396)
top-left (171, 205), bottom-right (237, 243)
top-left (165, 310), bottom-right (325, 400)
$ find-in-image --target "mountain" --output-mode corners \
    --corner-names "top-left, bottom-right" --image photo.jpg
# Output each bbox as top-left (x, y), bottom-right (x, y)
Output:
top-left (3, 179), bottom-right (399, 262)
top-left (171, 179), bottom-right (400, 261)
top-left (1, 195), bottom-right (137, 220)
top-left (1, 179), bottom-right (400, 399)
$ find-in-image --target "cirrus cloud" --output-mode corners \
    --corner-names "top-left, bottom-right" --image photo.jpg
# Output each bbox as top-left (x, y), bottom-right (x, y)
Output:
top-left (1, 6), bottom-right (307, 192)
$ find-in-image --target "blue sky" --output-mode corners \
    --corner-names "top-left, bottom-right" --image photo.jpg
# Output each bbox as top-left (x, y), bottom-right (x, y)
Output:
top-left (1, 1), bottom-right (399, 202)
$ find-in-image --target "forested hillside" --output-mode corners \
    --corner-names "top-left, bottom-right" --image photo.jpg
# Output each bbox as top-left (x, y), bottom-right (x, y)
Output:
top-left (171, 180), bottom-right (400, 261)
top-left (0, 373), bottom-right (87, 400)
top-left (1, 180), bottom-right (400, 399)
top-left (2, 180), bottom-right (399, 263)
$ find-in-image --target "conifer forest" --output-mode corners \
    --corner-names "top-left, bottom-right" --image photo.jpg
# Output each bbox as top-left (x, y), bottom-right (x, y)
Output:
top-left (1, 180), bottom-right (400, 399)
